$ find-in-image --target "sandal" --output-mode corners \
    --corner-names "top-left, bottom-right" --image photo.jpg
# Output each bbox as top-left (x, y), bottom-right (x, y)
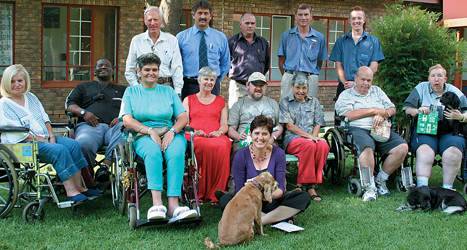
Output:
top-left (168, 206), bottom-right (197, 224)
top-left (147, 205), bottom-right (167, 220)
top-left (307, 186), bottom-right (322, 202)
top-left (210, 201), bottom-right (219, 207)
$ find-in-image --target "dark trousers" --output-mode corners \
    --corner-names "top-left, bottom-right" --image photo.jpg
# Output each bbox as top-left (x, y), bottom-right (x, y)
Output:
top-left (335, 82), bottom-right (346, 100)
top-left (181, 76), bottom-right (221, 100)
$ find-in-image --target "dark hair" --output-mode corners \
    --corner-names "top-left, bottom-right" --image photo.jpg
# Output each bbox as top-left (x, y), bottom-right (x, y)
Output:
top-left (295, 4), bottom-right (312, 14)
top-left (250, 115), bottom-right (274, 135)
top-left (192, 0), bottom-right (213, 15)
top-left (136, 53), bottom-right (161, 69)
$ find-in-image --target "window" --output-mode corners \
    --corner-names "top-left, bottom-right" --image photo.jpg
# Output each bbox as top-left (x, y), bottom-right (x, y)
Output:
top-left (0, 2), bottom-right (14, 79)
top-left (233, 14), bottom-right (292, 82)
top-left (42, 5), bottom-right (118, 87)
top-left (312, 17), bottom-right (350, 82)
top-left (180, 10), bottom-right (195, 30)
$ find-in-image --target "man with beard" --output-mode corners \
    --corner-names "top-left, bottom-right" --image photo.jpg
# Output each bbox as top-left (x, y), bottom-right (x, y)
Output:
top-left (176, 0), bottom-right (230, 100)
top-left (226, 72), bottom-right (284, 192)
top-left (66, 59), bottom-right (126, 182)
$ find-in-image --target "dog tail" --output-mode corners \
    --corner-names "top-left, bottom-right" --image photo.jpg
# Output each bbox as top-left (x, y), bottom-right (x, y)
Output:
top-left (443, 206), bottom-right (466, 215)
top-left (204, 237), bottom-right (220, 249)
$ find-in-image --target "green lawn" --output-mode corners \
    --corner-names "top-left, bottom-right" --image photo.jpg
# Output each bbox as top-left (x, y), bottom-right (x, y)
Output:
top-left (1, 164), bottom-right (467, 249)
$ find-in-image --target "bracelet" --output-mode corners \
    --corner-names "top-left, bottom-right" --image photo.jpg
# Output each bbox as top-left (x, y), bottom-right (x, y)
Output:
top-left (169, 127), bottom-right (177, 135)
top-left (147, 127), bottom-right (153, 135)
top-left (218, 130), bottom-right (223, 134)
top-left (137, 126), bottom-right (144, 133)
top-left (463, 114), bottom-right (466, 123)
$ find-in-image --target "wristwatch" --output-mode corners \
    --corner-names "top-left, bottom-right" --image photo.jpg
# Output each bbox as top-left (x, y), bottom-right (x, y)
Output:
top-left (170, 127), bottom-right (177, 135)
top-left (272, 134), bottom-right (277, 140)
top-left (80, 109), bottom-right (87, 116)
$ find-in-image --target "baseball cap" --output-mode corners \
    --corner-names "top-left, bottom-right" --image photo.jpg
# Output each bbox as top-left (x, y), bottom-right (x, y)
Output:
top-left (248, 72), bottom-right (267, 85)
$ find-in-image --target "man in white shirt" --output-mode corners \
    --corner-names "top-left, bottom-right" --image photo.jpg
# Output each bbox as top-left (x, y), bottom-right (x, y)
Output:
top-left (125, 6), bottom-right (184, 95)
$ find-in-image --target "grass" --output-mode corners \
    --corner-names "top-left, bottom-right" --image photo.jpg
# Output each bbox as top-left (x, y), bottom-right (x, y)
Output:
top-left (1, 160), bottom-right (467, 249)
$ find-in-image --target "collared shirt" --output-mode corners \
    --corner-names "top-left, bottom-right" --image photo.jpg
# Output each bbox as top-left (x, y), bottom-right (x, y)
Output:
top-left (279, 94), bottom-right (326, 149)
top-left (277, 26), bottom-right (328, 75)
top-left (125, 30), bottom-right (184, 94)
top-left (335, 85), bottom-right (395, 129)
top-left (329, 31), bottom-right (385, 82)
top-left (176, 26), bottom-right (230, 80)
top-left (403, 81), bottom-right (467, 117)
top-left (228, 32), bottom-right (270, 82)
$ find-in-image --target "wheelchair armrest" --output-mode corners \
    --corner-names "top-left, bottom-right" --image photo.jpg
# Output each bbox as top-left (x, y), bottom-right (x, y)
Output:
top-left (66, 112), bottom-right (77, 129)
top-left (0, 126), bottom-right (30, 133)
top-left (123, 128), bottom-right (135, 135)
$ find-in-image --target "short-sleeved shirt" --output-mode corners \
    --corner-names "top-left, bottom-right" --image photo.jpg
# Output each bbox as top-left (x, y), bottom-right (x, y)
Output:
top-left (335, 85), bottom-right (395, 129)
top-left (119, 84), bottom-right (185, 128)
top-left (403, 81), bottom-right (467, 118)
top-left (277, 26), bottom-right (328, 75)
top-left (329, 31), bottom-right (385, 82)
top-left (228, 96), bottom-right (280, 135)
top-left (65, 81), bottom-right (126, 125)
top-left (279, 95), bottom-right (326, 149)
top-left (228, 32), bottom-right (270, 82)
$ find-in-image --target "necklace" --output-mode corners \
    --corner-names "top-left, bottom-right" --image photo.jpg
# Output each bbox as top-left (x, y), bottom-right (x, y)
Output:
top-left (249, 145), bottom-right (270, 162)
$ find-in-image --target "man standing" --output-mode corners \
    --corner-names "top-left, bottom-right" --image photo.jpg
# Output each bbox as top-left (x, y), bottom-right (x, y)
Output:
top-left (335, 66), bottom-right (408, 201)
top-left (66, 59), bottom-right (126, 181)
top-left (330, 6), bottom-right (385, 99)
top-left (278, 4), bottom-right (327, 100)
top-left (176, 0), bottom-right (230, 100)
top-left (228, 12), bottom-right (270, 108)
top-left (125, 6), bottom-right (183, 95)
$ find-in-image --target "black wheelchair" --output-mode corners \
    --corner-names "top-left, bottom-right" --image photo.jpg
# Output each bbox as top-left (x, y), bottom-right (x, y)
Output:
top-left (110, 126), bottom-right (202, 229)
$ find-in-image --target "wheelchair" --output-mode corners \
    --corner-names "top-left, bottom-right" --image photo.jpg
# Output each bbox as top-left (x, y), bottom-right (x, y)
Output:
top-left (0, 124), bottom-right (96, 223)
top-left (404, 114), bottom-right (467, 194)
top-left (323, 116), bottom-right (414, 196)
top-left (110, 126), bottom-right (202, 229)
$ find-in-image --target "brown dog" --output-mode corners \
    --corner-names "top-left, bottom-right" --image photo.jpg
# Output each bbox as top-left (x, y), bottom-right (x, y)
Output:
top-left (205, 172), bottom-right (278, 248)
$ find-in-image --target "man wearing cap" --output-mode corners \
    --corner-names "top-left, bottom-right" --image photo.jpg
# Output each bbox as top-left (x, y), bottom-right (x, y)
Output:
top-left (279, 73), bottom-right (329, 201)
top-left (226, 72), bottom-right (284, 192)
top-left (125, 6), bottom-right (183, 95)
top-left (277, 3), bottom-right (328, 100)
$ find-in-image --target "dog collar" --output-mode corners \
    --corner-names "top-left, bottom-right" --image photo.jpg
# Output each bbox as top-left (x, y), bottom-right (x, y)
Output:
top-left (251, 180), bottom-right (263, 192)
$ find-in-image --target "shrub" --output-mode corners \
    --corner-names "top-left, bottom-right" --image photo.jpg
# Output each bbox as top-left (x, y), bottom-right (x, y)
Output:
top-left (371, 1), bottom-right (467, 127)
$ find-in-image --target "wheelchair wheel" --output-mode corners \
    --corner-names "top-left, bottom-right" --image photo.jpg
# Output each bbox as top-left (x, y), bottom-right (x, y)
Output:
top-left (111, 143), bottom-right (127, 215)
top-left (22, 201), bottom-right (45, 223)
top-left (348, 178), bottom-right (363, 197)
top-left (323, 128), bottom-right (346, 183)
top-left (128, 205), bottom-right (137, 230)
top-left (463, 183), bottom-right (467, 196)
top-left (0, 151), bottom-right (19, 218)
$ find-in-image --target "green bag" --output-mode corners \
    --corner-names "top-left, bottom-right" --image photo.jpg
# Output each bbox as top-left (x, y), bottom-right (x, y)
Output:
top-left (417, 110), bottom-right (438, 135)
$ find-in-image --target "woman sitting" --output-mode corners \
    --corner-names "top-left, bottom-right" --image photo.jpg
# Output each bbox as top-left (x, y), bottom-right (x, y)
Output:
top-left (182, 66), bottom-right (231, 207)
top-left (119, 53), bottom-right (197, 222)
top-left (219, 115), bottom-right (311, 225)
top-left (403, 64), bottom-right (467, 189)
top-left (0, 64), bottom-right (101, 203)
top-left (279, 73), bottom-right (330, 201)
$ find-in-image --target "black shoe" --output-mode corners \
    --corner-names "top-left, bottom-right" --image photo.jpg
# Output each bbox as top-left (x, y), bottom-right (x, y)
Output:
top-left (95, 166), bottom-right (110, 182)
top-left (215, 189), bottom-right (228, 201)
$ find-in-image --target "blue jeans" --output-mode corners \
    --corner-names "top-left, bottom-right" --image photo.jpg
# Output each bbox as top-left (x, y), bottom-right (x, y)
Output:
top-left (37, 136), bottom-right (88, 182)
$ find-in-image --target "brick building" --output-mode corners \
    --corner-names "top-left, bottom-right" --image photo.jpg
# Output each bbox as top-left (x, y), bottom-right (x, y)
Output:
top-left (1, 0), bottom-right (441, 122)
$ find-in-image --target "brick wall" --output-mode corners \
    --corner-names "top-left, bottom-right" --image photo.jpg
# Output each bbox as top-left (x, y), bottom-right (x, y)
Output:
top-left (10, 0), bottom-right (403, 121)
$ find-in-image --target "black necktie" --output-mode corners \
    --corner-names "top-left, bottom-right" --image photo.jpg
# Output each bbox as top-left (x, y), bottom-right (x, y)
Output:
top-left (199, 30), bottom-right (208, 70)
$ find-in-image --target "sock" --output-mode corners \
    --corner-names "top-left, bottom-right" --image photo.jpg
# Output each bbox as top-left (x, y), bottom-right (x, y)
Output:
top-left (377, 170), bottom-right (390, 181)
top-left (370, 176), bottom-right (376, 188)
top-left (442, 183), bottom-right (453, 190)
top-left (417, 176), bottom-right (429, 186)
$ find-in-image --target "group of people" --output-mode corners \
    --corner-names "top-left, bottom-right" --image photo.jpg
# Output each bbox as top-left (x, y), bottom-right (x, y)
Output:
top-left (1, 0), bottom-right (466, 226)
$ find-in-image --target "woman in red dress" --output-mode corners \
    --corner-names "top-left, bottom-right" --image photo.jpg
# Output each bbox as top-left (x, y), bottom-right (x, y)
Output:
top-left (182, 66), bottom-right (231, 206)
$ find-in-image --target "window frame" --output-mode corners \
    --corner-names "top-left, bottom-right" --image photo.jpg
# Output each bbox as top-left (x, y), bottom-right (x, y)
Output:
top-left (0, 1), bottom-right (15, 78)
top-left (41, 4), bottom-right (119, 88)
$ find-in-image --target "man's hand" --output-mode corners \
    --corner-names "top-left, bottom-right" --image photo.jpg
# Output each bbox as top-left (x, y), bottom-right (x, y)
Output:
top-left (238, 131), bottom-right (248, 141)
top-left (344, 81), bottom-right (354, 89)
top-left (419, 107), bottom-right (430, 115)
top-left (109, 118), bottom-right (119, 128)
top-left (83, 112), bottom-right (99, 127)
top-left (373, 114), bottom-right (386, 126)
top-left (374, 108), bottom-right (390, 120)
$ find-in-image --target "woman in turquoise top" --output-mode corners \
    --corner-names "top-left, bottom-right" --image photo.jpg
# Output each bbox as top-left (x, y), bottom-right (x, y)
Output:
top-left (119, 53), bottom-right (197, 223)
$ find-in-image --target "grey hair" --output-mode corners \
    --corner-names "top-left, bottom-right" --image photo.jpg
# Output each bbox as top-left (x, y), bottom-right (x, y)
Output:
top-left (144, 6), bottom-right (163, 20)
top-left (198, 66), bottom-right (217, 79)
top-left (240, 12), bottom-right (255, 23)
top-left (292, 73), bottom-right (308, 85)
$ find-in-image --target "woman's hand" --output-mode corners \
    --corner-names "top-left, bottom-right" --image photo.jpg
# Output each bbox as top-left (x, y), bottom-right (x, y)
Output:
top-left (194, 130), bottom-right (207, 137)
top-left (419, 107), bottom-right (430, 115)
top-left (208, 130), bottom-right (222, 138)
top-left (306, 135), bottom-right (324, 142)
top-left (148, 129), bottom-right (162, 148)
top-left (444, 109), bottom-right (464, 121)
top-left (161, 130), bottom-right (175, 152)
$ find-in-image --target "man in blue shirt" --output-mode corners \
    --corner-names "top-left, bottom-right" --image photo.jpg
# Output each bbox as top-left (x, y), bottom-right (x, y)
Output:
top-left (329, 6), bottom-right (385, 99)
top-left (176, 0), bottom-right (230, 100)
top-left (278, 4), bottom-right (328, 101)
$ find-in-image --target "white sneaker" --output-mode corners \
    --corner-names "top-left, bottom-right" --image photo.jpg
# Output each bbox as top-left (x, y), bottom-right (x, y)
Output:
top-left (375, 176), bottom-right (390, 196)
top-left (362, 187), bottom-right (377, 201)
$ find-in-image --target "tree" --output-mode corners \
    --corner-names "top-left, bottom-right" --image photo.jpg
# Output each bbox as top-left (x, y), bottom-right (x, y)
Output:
top-left (371, 1), bottom-right (467, 127)
top-left (145, 0), bottom-right (183, 36)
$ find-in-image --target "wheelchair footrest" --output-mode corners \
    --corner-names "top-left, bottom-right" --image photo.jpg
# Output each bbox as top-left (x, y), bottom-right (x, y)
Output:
top-left (57, 201), bottom-right (74, 208)
top-left (136, 215), bottom-right (203, 227)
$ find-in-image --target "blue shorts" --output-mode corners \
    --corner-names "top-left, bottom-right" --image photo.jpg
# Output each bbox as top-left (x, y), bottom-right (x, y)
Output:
top-left (410, 130), bottom-right (466, 155)
top-left (349, 127), bottom-right (407, 157)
